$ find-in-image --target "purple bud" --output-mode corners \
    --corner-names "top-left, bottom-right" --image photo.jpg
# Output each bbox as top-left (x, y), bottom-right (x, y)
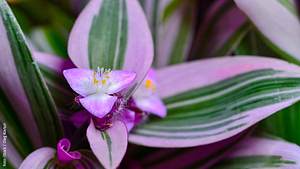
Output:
top-left (57, 138), bottom-right (81, 164)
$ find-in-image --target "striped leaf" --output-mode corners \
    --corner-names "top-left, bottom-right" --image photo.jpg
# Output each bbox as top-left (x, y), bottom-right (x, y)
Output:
top-left (129, 56), bottom-right (300, 147)
top-left (141, 0), bottom-right (195, 67)
top-left (0, 0), bottom-right (63, 146)
top-left (68, 0), bottom-right (153, 96)
top-left (213, 137), bottom-right (300, 168)
top-left (233, 25), bottom-right (300, 145)
top-left (234, 0), bottom-right (300, 64)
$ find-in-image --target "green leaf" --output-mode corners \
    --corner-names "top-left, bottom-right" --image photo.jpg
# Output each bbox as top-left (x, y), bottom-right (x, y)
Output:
top-left (260, 102), bottom-right (300, 145)
top-left (161, 0), bottom-right (184, 22)
top-left (30, 27), bottom-right (68, 58)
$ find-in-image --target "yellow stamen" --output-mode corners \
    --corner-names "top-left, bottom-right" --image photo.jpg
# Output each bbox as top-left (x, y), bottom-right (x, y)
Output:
top-left (145, 79), bottom-right (155, 91)
top-left (101, 79), bottom-right (107, 85)
top-left (93, 71), bottom-right (99, 85)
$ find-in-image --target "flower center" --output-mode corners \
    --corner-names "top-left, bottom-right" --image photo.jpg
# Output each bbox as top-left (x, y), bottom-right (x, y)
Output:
top-left (92, 67), bottom-right (111, 86)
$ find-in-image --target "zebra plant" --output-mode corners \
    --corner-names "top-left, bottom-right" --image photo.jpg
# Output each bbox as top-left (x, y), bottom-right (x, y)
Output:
top-left (0, 0), bottom-right (300, 168)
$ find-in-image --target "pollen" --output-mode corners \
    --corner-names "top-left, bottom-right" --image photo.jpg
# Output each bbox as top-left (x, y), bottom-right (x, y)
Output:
top-left (101, 79), bottom-right (107, 85)
top-left (93, 71), bottom-right (99, 85)
top-left (145, 79), bottom-right (155, 91)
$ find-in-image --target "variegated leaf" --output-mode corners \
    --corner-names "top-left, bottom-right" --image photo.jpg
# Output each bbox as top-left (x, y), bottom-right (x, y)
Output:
top-left (130, 56), bottom-right (300, 147)
top-left (68, 0), bottom-right (153, 97)
top-left (0, 0), bottom-right (63, 146)
top-left (213, 137), bottom-right (300, 168)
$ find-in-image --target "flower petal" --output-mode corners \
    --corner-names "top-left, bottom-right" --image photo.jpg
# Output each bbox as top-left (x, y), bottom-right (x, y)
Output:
top-left (87, 120), bottom-right (128, 169)
top-left (106, 70), bottom-right (136, 94)
top-left (135, 95), bottom-right (167, 118)
top-left (63, 68), bottom-right (97, 96)
top-left (19, 148), bottom-right (55, 169)
top-left (133, 69), bottom-right (166, 117)
top-left (80, 94), bottom-right (117, 118)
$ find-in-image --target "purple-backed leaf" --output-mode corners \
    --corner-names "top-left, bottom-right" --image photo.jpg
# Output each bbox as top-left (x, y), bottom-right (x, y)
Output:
top-left (214, 137), bottom-right (300, 168)
top-left (68, 0), bottom-right (153, 96)
top-left (235, 0), bottom-right (300, 63)
top-left (19, 148), bottom-right (55, 169)
top-left (130, 56), bottom-right (300, 147)
top-left (87, 120), bottom-right (128, 169)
